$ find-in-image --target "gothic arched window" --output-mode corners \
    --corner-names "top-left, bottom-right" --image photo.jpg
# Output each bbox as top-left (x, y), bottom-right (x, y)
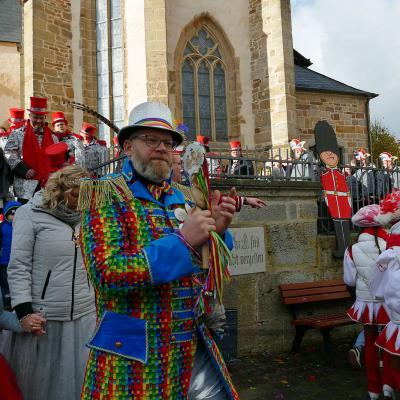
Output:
top-left (181, 28), bottom-right (228, 141)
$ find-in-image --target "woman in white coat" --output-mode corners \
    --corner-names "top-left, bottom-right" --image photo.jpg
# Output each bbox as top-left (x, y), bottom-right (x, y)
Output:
top-left (343, 204), bottom-right (393, 400)
top-left (8, 165), bottom-right (96, 400)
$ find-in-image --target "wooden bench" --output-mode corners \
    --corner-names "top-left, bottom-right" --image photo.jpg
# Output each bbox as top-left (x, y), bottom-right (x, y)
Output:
top-left (279, 279), bottom-right (356, 362)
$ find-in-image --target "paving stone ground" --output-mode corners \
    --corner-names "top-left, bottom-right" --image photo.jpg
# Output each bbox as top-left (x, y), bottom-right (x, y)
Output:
top-left (227, 338), bottom-right (394, 400)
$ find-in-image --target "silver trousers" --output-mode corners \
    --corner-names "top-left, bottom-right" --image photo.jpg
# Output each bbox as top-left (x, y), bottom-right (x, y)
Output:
top-left (188, 339), bottom-right (229, 400)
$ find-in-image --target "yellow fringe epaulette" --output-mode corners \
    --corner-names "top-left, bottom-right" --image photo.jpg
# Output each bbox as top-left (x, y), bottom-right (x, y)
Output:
top-left (78, 174), bottom-right (133, 210)
top-left (172, 182), bottom-right (194, 203)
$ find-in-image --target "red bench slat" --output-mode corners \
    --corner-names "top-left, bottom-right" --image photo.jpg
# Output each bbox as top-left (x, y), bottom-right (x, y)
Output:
top-left (283, 291), bottom-right (351, 305)
top-left (279, 279), bottom-right (345, 291)
top-left (282, 285), bottom-right (349, 298)
top-left (292, 313), bottom-right (354, 329)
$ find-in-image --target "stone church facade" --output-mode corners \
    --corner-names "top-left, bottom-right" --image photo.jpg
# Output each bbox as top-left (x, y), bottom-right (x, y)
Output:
top-left (6, 0), bottom-right (376, 159)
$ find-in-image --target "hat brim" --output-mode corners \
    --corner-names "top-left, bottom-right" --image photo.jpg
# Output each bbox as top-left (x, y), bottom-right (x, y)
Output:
top-left (7, 118), bottom-right (24, 125)
top-left (118, 125), bottom-right (184, 148)
top-left (27, 109), bottom-right (48, 115)
top-left (52, 119), bottom-right (67, 125)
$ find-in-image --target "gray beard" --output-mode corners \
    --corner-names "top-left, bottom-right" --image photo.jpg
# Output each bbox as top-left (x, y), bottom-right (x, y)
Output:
top-left (131, 157), bottom-right (171, 183)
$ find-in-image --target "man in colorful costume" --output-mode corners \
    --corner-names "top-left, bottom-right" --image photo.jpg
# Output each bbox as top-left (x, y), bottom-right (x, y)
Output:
top-left (314, 120), bottom-right (352, 258)
top-left (51, 111), bottom-right (85, 166)
top-left (79, 102), bottom-right (239, 399)
top-left (4, 97), bottom-right (57, 203)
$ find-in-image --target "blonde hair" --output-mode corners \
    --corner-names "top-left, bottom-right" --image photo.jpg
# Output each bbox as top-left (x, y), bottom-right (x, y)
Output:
top-left (41, 165), bottom-right (90, 209)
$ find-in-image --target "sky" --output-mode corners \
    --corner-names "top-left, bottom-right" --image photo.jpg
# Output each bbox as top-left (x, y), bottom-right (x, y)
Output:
top-left (291, 0), bottom-right (400, 137)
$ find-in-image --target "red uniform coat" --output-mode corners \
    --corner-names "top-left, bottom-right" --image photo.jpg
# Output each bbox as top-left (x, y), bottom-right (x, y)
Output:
top-left (320, 168), bottom-right (352, 219)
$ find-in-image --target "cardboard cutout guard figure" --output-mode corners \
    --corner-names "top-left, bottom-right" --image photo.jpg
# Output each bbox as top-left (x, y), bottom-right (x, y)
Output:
top-left (315, 121), bottom-right (352, 258)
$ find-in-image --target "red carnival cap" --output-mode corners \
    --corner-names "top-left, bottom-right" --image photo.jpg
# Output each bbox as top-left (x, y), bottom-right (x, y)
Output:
top-left (172, 145), bottom-right (184, 155)
top-left (196, 135), bottom-right (210, 146)
top-left (27, 97), bottom-right (48, 115)
top-left (8, 108), bottom-right (25, 125)
top-left (351, 204), bottom-right (381, 227)
top-left (354, 148), bottom-right (370, 160)
top-left (51, 111), bottom-right (67, 125)
top-left (289, 138), bottom-right (306, 150)
top-left (45, 142), bottom-right (72, 172)
top-left (230, 140), bottom-right (242, 150)
top-left (380, 152), bottom-right (398, 162)
top-left (377, 190), bottom-right (400, 226)
top-left (80, 122), bottom-right (97, 137)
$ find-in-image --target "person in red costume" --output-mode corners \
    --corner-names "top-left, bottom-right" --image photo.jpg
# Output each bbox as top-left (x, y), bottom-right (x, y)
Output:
top-left (315, 120), bottom-right (352, 258)
top-left (51, 112), bottom-right (85, 167)
top-left (0, 109), bottom-right (25, 151)
top-left (80, 122), bottom-right (108, 174)
top-left (4, 97), bottom-right (58, 204)
top-left (45, 142), bottom-right (75, 173)
top-left (6, 108), bottom-right (25, 134)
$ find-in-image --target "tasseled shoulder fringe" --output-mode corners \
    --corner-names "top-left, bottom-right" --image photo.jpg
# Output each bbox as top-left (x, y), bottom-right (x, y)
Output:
top-left (78, 174), bottom-right (133, 210)
top-left (172, 182), bottom-right (194, 203)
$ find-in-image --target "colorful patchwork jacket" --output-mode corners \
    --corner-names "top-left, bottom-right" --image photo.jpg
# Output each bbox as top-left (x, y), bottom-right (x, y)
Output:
top-left (79, 165), bottom-right (239, 399)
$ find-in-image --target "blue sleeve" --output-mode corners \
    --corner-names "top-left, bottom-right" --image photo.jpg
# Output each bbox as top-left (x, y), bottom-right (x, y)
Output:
top-left (0, 293), bottom-right (22, 332)
top-left (224, 230), bottom-right (233, 251)
top-left (144, 235), bottom-right (200, 285)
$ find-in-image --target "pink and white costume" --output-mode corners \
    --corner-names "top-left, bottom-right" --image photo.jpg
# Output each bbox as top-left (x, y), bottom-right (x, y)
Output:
top-left (374, 224), bottom-right (400, 356)
top-left (344, 206), bottom-right (390, 326)
top-left (344, 204), bottom-right (393, 399)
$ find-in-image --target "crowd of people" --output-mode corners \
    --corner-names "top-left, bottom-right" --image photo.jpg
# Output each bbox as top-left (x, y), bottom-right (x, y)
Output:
top-left (0, 100), bottom-right (270, 400)
top-left (2, 96), bottom-right (400, 400)
top-left (0, 97), bottom-right (108, 207)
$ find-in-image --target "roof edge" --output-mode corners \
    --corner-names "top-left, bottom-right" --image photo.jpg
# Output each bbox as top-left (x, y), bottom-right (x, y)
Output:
top-left (295, 65), bottom-right (379, 99)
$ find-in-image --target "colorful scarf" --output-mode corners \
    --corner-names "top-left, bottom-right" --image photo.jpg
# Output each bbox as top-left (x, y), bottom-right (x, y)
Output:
top-left (22, 123), bottom-right (54, 186)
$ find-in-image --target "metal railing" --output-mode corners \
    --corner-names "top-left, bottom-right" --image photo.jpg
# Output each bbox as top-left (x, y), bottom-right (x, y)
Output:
top-left (90, 151), bottom-right (400, 234)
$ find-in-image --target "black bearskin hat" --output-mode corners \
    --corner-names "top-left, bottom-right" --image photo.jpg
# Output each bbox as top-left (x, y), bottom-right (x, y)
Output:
top-left (314, 121), bottom-right (339, 158)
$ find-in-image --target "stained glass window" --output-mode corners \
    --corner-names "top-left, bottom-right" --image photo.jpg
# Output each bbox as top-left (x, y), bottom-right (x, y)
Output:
top-left (181, 28), bottom-right (228, 141)
top-left (96, 0), bottom-right (124, 144)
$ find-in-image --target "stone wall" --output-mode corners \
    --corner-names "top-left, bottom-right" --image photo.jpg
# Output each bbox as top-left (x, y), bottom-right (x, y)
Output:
top-left (0, 42), bottom-right (21, 127)
top-left (23, 0), bottom-right (74, 120)
top-left (296, 90), bottom-right (370, 162)
top-left (212, 179), bottom-right (355, 356)
top-left (22, 0), bottom-right (97, 130)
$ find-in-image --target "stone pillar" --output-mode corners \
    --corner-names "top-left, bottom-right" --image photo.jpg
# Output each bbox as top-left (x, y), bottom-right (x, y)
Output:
top-left (249, 0), bottom-right (272, 147)
top-left (144, 0), bottom-right (169, 104)
top-left (22, 0), bottom-right (97, 130)
top-left (78, 0), bottom-right (98, 127)
top-left (22, 0), bottom-right (74, 123)
top-left (262, 0), bottom-right (296, 147)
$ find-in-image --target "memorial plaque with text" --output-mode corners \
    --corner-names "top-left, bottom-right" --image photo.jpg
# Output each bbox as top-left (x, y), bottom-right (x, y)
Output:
top-left (229, 227), bottom-right (266, 275)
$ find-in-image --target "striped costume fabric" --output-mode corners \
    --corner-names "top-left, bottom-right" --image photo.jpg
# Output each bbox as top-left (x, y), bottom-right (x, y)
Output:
top-left (79, 174), bottom-right (239, 399)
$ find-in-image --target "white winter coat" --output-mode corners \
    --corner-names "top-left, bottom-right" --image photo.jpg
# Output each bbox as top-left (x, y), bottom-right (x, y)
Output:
top-left (343, 231), bottom-right (387, 301)
top-left (8, 192), bottom-right (95, 320)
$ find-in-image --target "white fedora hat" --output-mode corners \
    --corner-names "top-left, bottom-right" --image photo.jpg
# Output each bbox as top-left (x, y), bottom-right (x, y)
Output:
top-left (118, 102), bottom-right (184, 147)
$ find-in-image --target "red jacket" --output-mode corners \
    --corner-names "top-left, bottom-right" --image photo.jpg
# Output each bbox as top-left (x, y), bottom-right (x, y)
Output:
top-left (320, 168), bottom-right (352, 219)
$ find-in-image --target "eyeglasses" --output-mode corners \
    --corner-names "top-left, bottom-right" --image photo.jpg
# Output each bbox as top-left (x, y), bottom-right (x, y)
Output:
top-left (135, 134), bottom-right (177, 150)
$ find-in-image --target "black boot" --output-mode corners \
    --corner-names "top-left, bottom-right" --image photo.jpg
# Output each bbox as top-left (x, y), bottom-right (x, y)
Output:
top-left (332, 219), bottom-right (350, 258)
